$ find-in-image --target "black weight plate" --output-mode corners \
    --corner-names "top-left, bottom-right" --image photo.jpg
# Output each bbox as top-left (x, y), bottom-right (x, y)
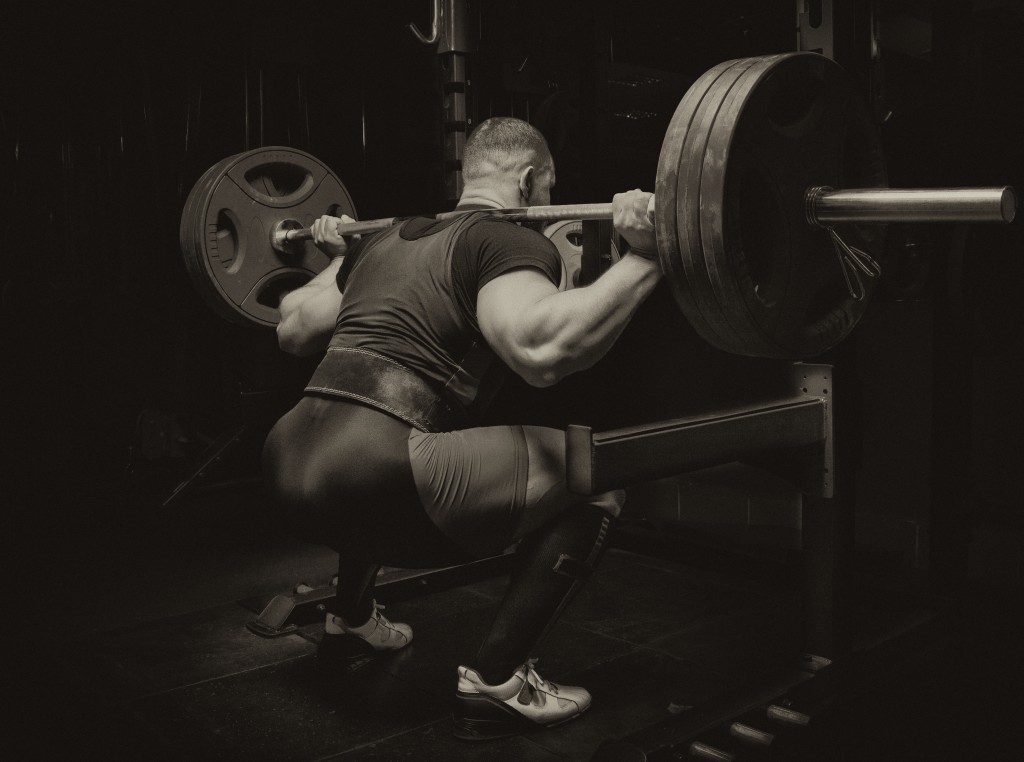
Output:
top-left (673, 56), bottom-right (775, 356)
top-left (699, 52), bottom-right (887, 358)
top-left (180, 146), bottom-right (357, 328)
top-left (180, 153), bottom-right (239, 311)
top-left (655, 57), bottom-right (766, 354)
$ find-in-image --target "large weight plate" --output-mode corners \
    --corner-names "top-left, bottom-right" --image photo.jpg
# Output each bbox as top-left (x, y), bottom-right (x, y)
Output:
top-left (180, 147), bottom-right (357, 328)
top-left (656, 57), bottom-right (764, 353)
top-left (657, 53), bottom-right (888, 358)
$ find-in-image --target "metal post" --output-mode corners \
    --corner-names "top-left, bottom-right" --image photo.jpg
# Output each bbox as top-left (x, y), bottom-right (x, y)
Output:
top-left (409, 0), bottom-right (477, 203)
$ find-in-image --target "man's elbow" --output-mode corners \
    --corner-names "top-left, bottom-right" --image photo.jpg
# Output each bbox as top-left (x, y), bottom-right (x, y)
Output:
top-left (515, 344), bottom-right (576, 388)
top-left (276, 320), bottom-right (318, 357)
top-left (521, 369), bottom-right (561, 388)
top-left (276, 328), bottom-right (305, 357)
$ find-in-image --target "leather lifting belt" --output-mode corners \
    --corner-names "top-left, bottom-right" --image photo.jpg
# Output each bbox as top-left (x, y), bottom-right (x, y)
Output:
top-left (304, 347), bottom-right (469, 433)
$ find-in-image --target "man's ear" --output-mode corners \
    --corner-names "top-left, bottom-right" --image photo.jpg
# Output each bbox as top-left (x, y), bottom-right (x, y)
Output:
top-left (518, 165), bottom-right (535, 202)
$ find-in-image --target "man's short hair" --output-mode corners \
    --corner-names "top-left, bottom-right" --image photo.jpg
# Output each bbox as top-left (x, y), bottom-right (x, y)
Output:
top-left (462, 117), bottom-right (551, 182)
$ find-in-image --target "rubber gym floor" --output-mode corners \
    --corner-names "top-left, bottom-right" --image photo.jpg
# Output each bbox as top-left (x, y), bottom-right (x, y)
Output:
top-left (7, 482), bottom-right (1020, 761)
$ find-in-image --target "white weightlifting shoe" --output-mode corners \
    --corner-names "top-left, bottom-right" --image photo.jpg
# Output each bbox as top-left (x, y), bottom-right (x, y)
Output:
top-left (335, 602), bottom-right (412, 650)
top-left (452, 660), bottom-right (591, 741)
top-left (318, 602), bottom-right (412, 667)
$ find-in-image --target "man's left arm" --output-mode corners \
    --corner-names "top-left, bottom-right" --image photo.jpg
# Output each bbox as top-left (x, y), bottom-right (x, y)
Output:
top-left (276, 214), bottom-right (356, 357)
top-left (277, 257), bottom-right (345, 356)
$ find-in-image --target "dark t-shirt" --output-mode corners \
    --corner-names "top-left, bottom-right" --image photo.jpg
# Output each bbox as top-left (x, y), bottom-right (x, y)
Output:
top-left (338, 209), bottom-right (560, 321)
top-left (330, 206), bottom-right (561, 413)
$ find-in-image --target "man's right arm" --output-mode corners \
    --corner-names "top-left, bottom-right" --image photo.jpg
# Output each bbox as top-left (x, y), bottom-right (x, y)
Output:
top-left (477, 253), bottom-right (660, 387)
top-left (477, 189), bottom-right (661, 387)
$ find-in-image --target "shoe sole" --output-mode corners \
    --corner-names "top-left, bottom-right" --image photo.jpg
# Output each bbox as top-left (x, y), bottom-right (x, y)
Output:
top-left (319, 632), bottom-right (411, 659)
top-left (452, 691), bottom-right (589, 742)
top-left (316, 634), bottom-right (411, 677)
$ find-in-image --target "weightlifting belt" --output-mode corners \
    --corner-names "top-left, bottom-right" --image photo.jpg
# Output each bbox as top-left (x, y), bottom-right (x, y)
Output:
top-left (304, 347), bottom-right (469, 433)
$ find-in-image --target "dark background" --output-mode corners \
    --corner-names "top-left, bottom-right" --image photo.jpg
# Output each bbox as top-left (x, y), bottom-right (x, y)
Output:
top-left (2, 0), bottom-right (1022, 585)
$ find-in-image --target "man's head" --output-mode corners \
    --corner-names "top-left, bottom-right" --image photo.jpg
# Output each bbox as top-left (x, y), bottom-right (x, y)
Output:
top-left (461, 117), bottom-right (555, 208)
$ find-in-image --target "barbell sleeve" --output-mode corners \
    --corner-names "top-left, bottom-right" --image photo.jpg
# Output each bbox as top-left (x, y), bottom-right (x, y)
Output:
top-left (806, 186), bottom-right (1017, 226)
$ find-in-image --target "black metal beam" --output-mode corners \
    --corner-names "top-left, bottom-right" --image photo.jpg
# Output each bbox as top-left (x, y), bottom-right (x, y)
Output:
top-left (566, 363), bottom-right (834, 498)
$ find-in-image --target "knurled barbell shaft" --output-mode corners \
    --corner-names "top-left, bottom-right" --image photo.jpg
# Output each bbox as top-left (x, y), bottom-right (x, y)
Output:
top-left (272, 186), bottom-right (1015, 252)
top-left (274, 202), bottom-right (630, 249)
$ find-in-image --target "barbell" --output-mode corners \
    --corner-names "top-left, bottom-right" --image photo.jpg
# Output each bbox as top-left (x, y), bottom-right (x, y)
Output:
top-left (270, 189), bottom-right (1012, 248)
top-left (179, 52), bottom-right (1016, 358)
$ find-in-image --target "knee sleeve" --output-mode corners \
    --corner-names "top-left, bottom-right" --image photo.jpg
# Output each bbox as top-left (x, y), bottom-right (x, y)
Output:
top-left (550, 504), bottom-right (615, 582)
top-left (473, 503), bottom-right (616, 682)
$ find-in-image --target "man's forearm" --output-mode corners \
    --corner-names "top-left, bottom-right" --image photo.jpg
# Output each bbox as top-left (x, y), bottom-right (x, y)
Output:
top-left (523, 253), bottom-right (662, 382)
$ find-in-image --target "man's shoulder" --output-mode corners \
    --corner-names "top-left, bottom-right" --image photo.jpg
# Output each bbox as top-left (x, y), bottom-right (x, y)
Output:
top-left (462, 214), bottom-right (551, 246)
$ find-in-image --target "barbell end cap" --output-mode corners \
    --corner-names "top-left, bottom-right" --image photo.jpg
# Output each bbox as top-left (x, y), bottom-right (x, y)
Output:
top-left (1000, 186), bottom-right (1017, 224)
top-left (270, 220), bottom-right (310, 255)
top-left (270, 223), bottom-right (288, 253)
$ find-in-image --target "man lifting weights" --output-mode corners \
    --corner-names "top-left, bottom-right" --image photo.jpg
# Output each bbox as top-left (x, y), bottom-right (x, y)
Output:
top-left (263, 116), bottom-right (661, 740)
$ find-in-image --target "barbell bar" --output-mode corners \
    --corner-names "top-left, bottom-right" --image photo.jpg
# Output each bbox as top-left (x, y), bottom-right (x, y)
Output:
top-left (270, 202), bottom-right (642, 252)
top-left (271, 187), bottom-right (1016, 253)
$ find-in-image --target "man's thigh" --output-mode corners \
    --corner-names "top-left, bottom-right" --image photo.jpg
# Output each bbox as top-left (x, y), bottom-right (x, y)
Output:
top-left (408, 424), bottom-right (622, 555)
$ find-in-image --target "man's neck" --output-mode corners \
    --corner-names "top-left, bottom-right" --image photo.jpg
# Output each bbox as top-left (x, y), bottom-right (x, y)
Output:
top-left (457, 188), bottom-right (513, 209)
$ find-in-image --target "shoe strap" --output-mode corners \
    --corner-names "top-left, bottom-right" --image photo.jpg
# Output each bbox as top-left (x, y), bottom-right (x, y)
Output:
top-left (372, 603), bottom-right (398, 628)
top-left (523, 658), bottom-right (558, 696)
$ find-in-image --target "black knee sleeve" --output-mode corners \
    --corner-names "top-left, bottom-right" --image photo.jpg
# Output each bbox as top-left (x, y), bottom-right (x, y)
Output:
top-left (550, 506), bottom-right (613, 581)
top-left (473, 503), bottom-right (615, 683)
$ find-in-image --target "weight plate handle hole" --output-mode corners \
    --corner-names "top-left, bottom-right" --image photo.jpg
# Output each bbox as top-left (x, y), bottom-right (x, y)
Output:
top-left (245, 162), bottom-right (315, 201)
top-left (256, 273), bottom-right (313, 310)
